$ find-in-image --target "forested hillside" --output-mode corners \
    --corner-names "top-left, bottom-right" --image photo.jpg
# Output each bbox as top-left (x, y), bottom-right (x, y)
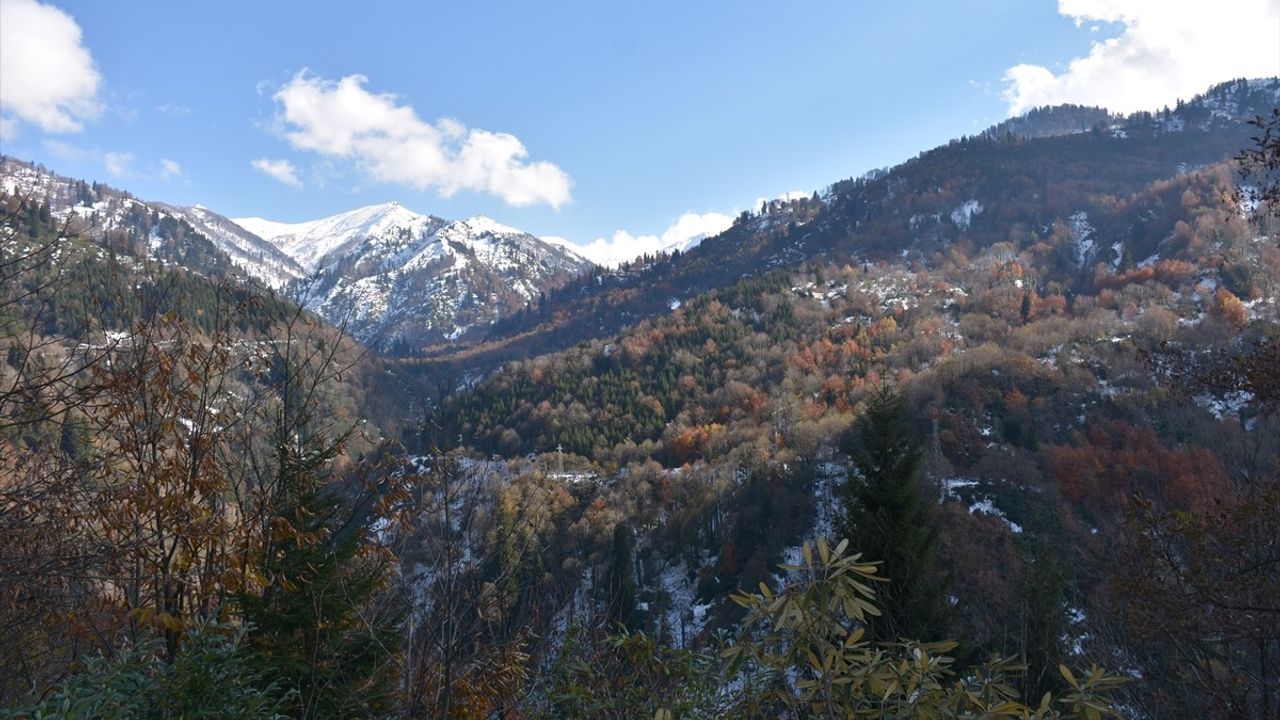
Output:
top-left (2, 77), bottom-right (1277, 719)
top-left (427, 157), bottom-right (1278, 714)
top-left (411, 78), bottom-right (1278, 376)
top-left (391, 81), bottom-right (1279, 717)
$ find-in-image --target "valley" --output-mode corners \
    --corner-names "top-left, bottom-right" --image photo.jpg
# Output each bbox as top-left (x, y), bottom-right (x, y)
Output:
top-left (2, 74), bottom-right (1278, 719)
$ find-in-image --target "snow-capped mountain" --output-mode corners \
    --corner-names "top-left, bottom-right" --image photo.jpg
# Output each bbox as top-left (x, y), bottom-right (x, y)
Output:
top-left (152, 203), bottom-right (306, 287)
top-left (1, 156), bottom-right (593, 352)
top-left (234, 204), bottom-right (595, 352)
top-left (234, 202), bottom-right (445, 273)
top-left (0, 156), bottom-right (301, 287)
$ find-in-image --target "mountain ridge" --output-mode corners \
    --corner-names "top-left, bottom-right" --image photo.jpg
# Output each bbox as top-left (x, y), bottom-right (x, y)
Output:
top-left (4, 77), bottom-right (1273, 361)
top-left (0, 156), bottom-right (304, 288)
top-left (232, 201), bottom-right (596, 351)
top-left (413, 76), bottom-right (1279, 376)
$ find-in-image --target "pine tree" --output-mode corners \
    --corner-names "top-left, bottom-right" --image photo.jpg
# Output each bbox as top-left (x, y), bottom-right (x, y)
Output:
top-left (1014, 534), bottom-right (1070, 701)
top-left (834, 385), bottom-right (945, 641)
top-left (605, 523), bottom-right (638, 631)
top-left (238, 431), bottom-right (401, 719)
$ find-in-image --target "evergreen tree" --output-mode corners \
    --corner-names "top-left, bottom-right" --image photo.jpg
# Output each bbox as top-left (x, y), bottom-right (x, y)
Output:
top-left (0, 624), bottom-right (291, 720)
top-left (834, 385), bottom-right (945, 641)
top-left (1118, 242), bottom-right (1135, 272)
top-left (605, 523), bottom-right (638, 631)
top-left (1015, 533), bottom-right (1071, 702)
top-left (238, 431), bottom-right (401, 719)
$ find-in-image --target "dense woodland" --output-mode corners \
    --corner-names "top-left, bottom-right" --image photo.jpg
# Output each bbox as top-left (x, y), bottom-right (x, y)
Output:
top-left (1, 83), bottom-right (1278, 718)
top-left (430, 160), bottom-right (1280, 717)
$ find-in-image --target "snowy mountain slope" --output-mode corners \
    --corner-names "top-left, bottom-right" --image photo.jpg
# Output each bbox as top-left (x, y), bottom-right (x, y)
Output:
top-left (0, 157), bottom-right (299, 286)
top-left (236, 203), bottom-right (595, 352)
top-left (1, 156), bottom-right (592, 352)
top-left (1176, 77), bottom-right (1280, 129)
top-left (152, 203), bottom-right (306, 287)
top-left (234, 202), bottom-right (447, 273)
top-left (973, 77), bottom-right (1280, 142)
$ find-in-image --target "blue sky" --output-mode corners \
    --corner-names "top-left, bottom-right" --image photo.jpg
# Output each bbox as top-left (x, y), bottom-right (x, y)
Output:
top-left (2, 0), bottom-right (1277, 264)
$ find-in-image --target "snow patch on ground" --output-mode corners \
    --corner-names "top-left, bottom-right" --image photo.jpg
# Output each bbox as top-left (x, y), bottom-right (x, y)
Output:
top-left (1195, 390), bottom-right (1253, 420)
top-left (1063, 606), bottom-right (1090, 656)
top-left (968, 498), bottom-right (1022, 533)
top-left (942, 477), bottom-right (1021, 533)
top-left (940, 477), bottom-right (979, 502)
top-left (781, 460), bottom-right (842, 570)
top-left (655, 562), bottom-right (709, 647)
top-left (950, 200), bottom-right (983, 229)
top-left (1069, 211), bottom-right (1095, 269)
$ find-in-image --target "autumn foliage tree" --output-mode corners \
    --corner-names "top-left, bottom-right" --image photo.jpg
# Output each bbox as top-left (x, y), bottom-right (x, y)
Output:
top-left (1106, 483), bottom-right (1280, 719)
top-left (0, 261), bottom-right (406, 712)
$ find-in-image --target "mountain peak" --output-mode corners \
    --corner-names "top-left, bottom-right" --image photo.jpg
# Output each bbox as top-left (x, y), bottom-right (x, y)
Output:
top-left (220, 201), bottom-right (593, 350)
top-left (458, 215), bottom-right (523, 236)
top-left (232, 202), bottom-right (441, 272)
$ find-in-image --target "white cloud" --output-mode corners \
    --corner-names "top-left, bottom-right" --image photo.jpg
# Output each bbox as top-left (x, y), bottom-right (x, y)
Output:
top-left (0, 0), bottom-right (101, 138)
top-left (157, 158), bottom-right (182, 179)
top-left (251, 157), bottom-right (302, 187)
top-left (1002, 0), bottom-right (1280, 116)
top-left (43, 138), bottom-right (87, 160)
top-left (104, 151), bottom-right (134, 178)
top-left (270, 71), bottom-right (572, 208)
top-left (571, 211), bottom-right (734, 267)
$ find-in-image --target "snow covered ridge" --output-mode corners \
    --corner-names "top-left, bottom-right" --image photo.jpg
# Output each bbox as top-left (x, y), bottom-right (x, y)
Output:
top-left (0, 157), bottom-right (304, 288)
top-left (0, 156), bottom-right (593, 351)
top-left (1118, 77), bottom-right (1280, 135)
top-left (152, 203), bottom-right (306, 287)
top-left (235, 202), bottom-right (596, 351)
top-left (234, 202), bottom-right (447, 273)
top-left (233, 204), bottom-right (592, 275)
top-left (1190, 77), bottom-right (1280, 122)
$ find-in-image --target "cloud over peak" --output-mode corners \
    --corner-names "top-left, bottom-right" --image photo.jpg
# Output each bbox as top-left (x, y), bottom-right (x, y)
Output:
top-left (269, 72), bottom-right (572, 208)
top-left (0, 0), bottom-right (102, 139)
top-left (1002, 0), bottom-right (1280, 116)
